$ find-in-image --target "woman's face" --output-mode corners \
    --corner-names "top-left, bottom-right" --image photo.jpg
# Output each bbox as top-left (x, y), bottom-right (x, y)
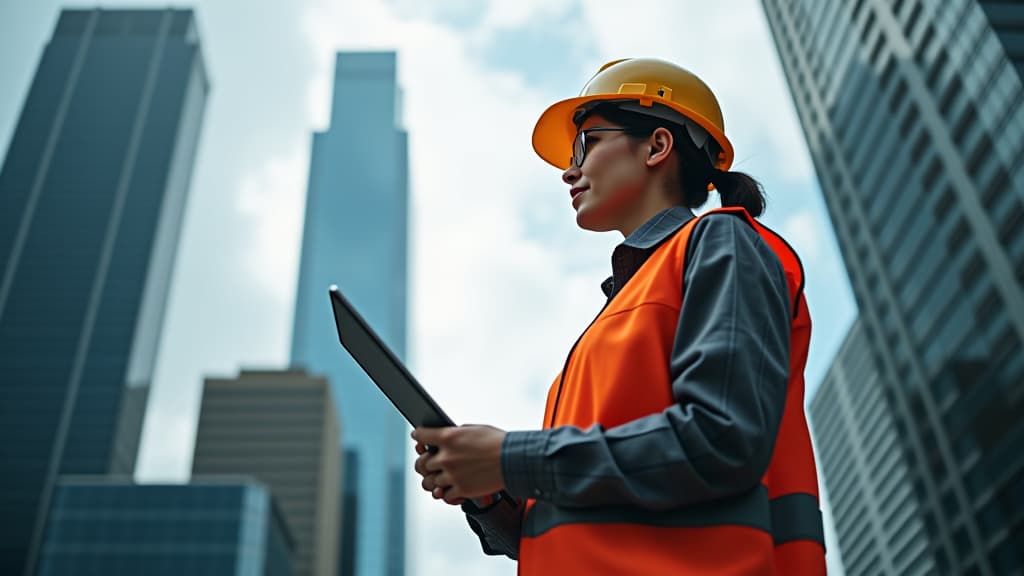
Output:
top-left (562, 114), bottom-right (649, 233)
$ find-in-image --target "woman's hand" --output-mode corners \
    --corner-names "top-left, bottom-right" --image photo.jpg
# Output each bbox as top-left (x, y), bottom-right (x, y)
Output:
top-left (412, 425), bottom-right (507, 506)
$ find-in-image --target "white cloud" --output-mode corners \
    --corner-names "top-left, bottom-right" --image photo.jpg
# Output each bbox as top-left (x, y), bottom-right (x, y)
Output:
top-left (479, 0), bottom-right (573, 31)
top-left (235, 143), bottom-right (309, 306)
top-left (781, 208), bottom-right (822, 262)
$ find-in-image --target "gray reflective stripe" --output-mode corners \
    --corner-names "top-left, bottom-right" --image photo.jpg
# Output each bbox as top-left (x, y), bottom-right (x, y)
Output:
top-left (770, 493), bottom-right (825, 548)
top-left (522, 484), bottom-right (771, 538)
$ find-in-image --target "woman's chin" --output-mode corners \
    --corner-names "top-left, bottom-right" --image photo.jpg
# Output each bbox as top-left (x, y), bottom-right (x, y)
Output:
top-left (575, 206), bottom-right (614, 232)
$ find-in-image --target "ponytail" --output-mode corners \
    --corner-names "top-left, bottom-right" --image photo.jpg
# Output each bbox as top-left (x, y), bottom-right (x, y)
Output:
top-left (710, 169), bottom-right (766, 218)
top-left (677, 135), bottom-right (768, 218)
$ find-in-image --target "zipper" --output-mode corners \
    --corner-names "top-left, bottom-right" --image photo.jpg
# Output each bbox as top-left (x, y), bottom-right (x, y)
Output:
top-left (547, 299), bottom-right (612, 429)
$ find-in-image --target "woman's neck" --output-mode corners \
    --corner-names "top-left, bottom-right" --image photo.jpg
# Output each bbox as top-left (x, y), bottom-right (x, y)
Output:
top-left (616, 185), bottom-right (679, 238)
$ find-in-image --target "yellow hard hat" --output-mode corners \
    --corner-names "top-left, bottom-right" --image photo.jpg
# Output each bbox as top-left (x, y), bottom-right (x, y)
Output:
top-left (532, 58), bottom-right (734, 171)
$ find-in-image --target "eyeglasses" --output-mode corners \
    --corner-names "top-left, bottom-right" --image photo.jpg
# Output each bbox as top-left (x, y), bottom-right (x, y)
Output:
top-left (571, 127), bottom-right (629, 168)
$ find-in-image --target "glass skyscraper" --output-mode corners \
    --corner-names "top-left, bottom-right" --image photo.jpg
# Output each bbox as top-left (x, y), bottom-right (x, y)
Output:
top-left (290, 52), bottom-right (408, 576)
top-left (0, 9), bottom-right (208, 575)
top-left (811, 320), bottom-right (934, 574)
top-left (38, 477), bottom-right (293, 576)
top-left (763, 0), bottom-right (1023, 573)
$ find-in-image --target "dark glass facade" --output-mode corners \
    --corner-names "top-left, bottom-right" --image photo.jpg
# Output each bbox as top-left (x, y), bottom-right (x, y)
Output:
top-left (811, 320), bottom-right (935, 574)
top-left (37, 478), bottom-right (293, 576)
top-left (763, 0), bottom-right (1024, 573)
top-left (0, 9), bottom-right (208, 574)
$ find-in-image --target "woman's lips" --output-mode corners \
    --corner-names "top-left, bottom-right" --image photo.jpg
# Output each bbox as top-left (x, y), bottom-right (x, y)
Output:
top-left (573, 187), bottom-right (589, 207)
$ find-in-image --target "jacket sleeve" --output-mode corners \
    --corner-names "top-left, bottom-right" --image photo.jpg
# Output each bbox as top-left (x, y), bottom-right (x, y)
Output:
top-left (461, 495), bottom-right (525, 560)
top-left (501, 214), bottom-right (792, 509)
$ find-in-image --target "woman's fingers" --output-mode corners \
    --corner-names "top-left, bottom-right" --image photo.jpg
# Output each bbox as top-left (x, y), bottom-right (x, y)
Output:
top-left (420, 450), bottom-right (446, 474)
top-left (413, 452), bottom-right (429, 476)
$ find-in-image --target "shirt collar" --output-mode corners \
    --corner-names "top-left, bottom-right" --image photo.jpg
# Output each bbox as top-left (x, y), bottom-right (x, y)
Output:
top-left (622, 205), bottom-right (696, 249)
top-left (601, 206), bottom-right (696, 298)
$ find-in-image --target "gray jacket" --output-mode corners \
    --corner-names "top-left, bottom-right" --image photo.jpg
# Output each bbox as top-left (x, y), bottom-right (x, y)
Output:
top-left (463, 206), bottom-right (793, 560)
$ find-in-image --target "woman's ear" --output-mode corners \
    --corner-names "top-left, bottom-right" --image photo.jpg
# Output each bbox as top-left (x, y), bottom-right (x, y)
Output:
top-left (645, 127), bottom-right (674, 167)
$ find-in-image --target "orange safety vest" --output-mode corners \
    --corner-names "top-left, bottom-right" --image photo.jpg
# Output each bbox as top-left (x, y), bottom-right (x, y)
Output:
top-left (518, 207), bottom-right (825, 575)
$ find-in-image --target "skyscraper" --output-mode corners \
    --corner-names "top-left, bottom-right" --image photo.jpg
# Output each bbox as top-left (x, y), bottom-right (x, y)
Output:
top-left (810, 320), bottom-right (935, 575)
top-left (290, 52), bottom-right (408, 576)
top-left (0, 9), bottom-right (208, 574)
top-left (763, 0), bottom-right (1023, 573)
top-left (192, 369), bottom-right (340, 576)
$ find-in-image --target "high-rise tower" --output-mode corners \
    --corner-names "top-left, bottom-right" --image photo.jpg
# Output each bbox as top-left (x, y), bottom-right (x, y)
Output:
top-left (763, 1), bottom-right (1024, 572)
top-left (291, 51), bottom-right (408, 576)
top-left (0, 9), bottom-right (208, 574)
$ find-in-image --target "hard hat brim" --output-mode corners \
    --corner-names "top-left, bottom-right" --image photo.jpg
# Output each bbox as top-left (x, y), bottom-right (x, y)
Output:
top-left (532, 94), bottom-right (735, 171)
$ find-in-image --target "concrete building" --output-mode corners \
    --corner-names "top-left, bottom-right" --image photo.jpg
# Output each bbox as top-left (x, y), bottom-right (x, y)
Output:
top-left (192, 369), bottom-right (340, 576)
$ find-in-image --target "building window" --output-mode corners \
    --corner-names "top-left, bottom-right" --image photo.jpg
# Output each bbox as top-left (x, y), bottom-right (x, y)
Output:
top-left (982, 166), bottom-right (1010, 214)
top-left (904, 2), bottom-right (923, 36)
top-left (898, 359), bottom-right (912, 381)
top-left (941, 488), bottom-right (959, 519)
top-left (915, 24), bottom-right (936, 64)
top-left (933, 185), bottom-right (954, 221)
top-left (870, 34), bottom-right (885, 65)
top-left (911, 129), bottom-right (930, 163)
top-left (953, 526), bottom-right (972, 558)
top-left (900, 104), bottom-right (919, 138)
top-left (960, 254), bottom-right (985, 292)
top-left (881, 57), bottom-right (897, 88)
top-left (952, 103), bottom-right (977, 147)
top-left (966, 134), bottom-right (993, 179)
top-left (922, 156), bottom-right (944, 190)
top-left (998, 201), bottom-right (1024, 246)
top-left (974, 287), bottom-right (1000, 332)
top-left (890, 79), bottom-right (908, 113)
top-left (939, 76), bottom-right (962, 118)
top-left (947, 217), bottom-right (969, 253)
top-left (927, 50), bottom-right (948, 90)
top-left (893, 0), bottom-right (907, 18)
top-left (852, 0), bottom-right (867, 22)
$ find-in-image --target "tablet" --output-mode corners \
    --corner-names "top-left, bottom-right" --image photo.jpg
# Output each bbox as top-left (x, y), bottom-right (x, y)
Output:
top-left (329, 285), bottom-right (454, 429)
top-left (329, 286), bottom-right (517, 508)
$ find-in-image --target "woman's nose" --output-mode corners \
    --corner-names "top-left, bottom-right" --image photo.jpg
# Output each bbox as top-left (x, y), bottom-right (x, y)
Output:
top-left (562, 165), bottom-right (580, 185)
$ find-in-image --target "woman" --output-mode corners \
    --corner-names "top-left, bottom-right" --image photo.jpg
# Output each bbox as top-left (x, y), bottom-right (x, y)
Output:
top-left (412, 58), bottom-right (826, 575)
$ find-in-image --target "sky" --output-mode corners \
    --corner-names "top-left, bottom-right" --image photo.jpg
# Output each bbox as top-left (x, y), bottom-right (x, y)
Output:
top-left (0, 1), bottom-right (855, 574)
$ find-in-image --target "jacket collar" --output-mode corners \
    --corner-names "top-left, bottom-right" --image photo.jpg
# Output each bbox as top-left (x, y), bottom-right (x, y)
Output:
top-left (601, 206), bottom-right (696, 298)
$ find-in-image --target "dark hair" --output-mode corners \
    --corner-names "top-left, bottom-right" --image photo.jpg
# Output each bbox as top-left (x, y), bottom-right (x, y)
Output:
top-left (576, 103), bottom-right (767, 218)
